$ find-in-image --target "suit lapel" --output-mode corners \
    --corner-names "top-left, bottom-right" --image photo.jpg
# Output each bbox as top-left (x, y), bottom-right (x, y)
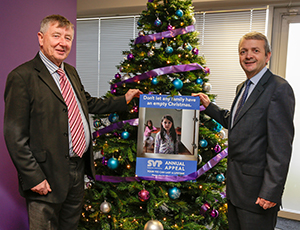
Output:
top-left (231, 70), bottom-right (272, 129)
top-left (33, 54), bottom-right (65, 103)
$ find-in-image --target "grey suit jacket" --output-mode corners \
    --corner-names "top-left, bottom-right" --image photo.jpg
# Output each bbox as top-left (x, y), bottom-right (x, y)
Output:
top-left (4, 53), bottom-right (127, 203)
top-left (205, 69), bottom-right (295, 213)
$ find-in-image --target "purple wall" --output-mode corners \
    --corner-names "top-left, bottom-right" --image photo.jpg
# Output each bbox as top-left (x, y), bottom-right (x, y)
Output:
top-left (0, 1), bottom-right (77, 229)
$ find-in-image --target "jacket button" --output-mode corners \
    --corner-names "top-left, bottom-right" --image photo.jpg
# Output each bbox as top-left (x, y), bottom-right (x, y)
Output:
top-left (63, 132), bottom-right (68, 136)
top-left (63, 108), bottom-right (67, 113)
top-left (65, 155), bottom-right (70, 159)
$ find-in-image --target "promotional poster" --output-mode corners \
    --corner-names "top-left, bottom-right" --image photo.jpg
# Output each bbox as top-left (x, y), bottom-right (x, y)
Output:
top-left (136, 94), bottom-right (200, 177)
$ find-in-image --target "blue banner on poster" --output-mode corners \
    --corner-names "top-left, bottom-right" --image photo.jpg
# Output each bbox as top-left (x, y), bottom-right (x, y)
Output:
top-left (136, 157), bottom-right (197, 177)
top-left (140, 94), bottom-right (200, 110)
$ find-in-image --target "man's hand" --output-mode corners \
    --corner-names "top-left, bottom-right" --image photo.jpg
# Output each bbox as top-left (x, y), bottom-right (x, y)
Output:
top-left (192, 93), bottom-right (211, 108)
top-left (255, 197), bottom-right (276, 210)
top-left (125, 89), bottom-right (143, 104)
top-left (31, 179), bottom-right (52, 195)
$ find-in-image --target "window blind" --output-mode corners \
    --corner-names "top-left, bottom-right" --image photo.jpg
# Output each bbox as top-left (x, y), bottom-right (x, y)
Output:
top-left (196, 9), bottom-right (267, 109)
top-left (76, 8), bottom-right (267, 111)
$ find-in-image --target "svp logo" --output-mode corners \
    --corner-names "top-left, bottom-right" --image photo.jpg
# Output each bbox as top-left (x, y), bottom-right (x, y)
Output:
top-left (147, 160), bottom-right (163, 168)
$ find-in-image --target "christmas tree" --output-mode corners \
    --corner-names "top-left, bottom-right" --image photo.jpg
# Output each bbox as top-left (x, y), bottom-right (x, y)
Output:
top-left (79, 0), bottom-right (228, 229)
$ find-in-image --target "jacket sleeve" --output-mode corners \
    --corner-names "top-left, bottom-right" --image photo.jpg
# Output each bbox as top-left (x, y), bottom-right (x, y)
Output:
top-left (204, 103), bottom-right (231, 129)
top-left (259, 82), bottom-right (295, 203)
top-left (4, 71), bottom-right (46, 191)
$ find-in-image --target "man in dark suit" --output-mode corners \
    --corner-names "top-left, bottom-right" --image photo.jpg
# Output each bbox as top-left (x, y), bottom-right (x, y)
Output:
top-left (193, 32), bottom-right (295, 229)
top-left (4, 15), bottom-right (142, 229)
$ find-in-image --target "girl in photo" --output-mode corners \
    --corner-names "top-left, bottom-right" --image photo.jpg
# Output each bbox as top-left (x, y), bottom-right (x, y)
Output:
top-left (154, 115), bottom-right (179, 154)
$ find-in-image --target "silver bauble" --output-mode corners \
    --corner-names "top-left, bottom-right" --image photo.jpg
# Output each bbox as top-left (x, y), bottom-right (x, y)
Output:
top-left (100, 200), bottom-right (111, 213)
top-left (147, 50), bottom-right (154, 57)
top-left (144, 220), bottom-right (164, 230)
top-left (191, 16), bottom-right (196, 25)
top-left (203, 82), bottom-right (212, 92)
top-left (138, 30), bottom-right (145, 36)
top-left (219, 130), bottom-right (226, 139)
top-left (122, 73), bottom-right (131, 81)
top-left (198, 154), bottom-right (202, 165)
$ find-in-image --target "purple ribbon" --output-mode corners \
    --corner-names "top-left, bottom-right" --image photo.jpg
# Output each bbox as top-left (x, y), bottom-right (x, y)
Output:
top-left (134, 25), bottom-right (195, 44)
top-left (111, 63), bottom-right (204, 90)
top-left (93, 118), bottom-right (139, 139)
top-left (95, 148), bottom-right (228, 183)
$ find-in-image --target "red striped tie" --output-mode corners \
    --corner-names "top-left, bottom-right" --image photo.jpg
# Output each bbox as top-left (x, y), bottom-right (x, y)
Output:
top-left (57, 68), bottom-right (86, 157)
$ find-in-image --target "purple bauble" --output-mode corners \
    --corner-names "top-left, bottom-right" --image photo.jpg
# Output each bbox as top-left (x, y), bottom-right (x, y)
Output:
top-left (210, 209), bottom-right (219, 218)
top-left (148, 0), bottom-right (154, 2)
top-left (167, 24), bottom-right (174, 30)
top-left (200, 202), bottom-right (211, 215)
top-left (133, 105), bottom-right (139, 113)
top-left (111, 88), bottom-right (116, 94)
top-left (192, 48), bottom-right (199, 55)
top-left (102, 157), bottom-right (108, 166)
top-left (114, 73), bottom-right (121, 79)
top-left (214, 144), bottom-right (221, 153)
top-left (138, 189), bottom-right (150, 201)
top-left (127, 53), bottom-right (134, 60)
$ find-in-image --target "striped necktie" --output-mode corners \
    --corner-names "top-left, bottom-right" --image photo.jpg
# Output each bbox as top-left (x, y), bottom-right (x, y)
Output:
top-left (57, 68), bottom-right (86, 157)
top-left (234, 79), bottom-right (252, 121)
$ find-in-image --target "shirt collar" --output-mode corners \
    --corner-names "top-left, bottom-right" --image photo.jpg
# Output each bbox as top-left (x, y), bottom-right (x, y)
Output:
top-left (249, 66), bottom-right (268, 85)
top-left (39, 51), bottom-right (65, 74)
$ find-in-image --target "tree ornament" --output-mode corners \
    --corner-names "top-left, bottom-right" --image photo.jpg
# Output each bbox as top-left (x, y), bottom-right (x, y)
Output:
top-left (203, 82), bottom-right (212, 92)
top-left (168, 187), bottom-right (181, 199)
top-left (114, 73), bottom-right (121, 79)
top-left (191, 16), bottom-right (196, 25)
top-left (127, 53), bottom-right (134, 60)
top-left (216, 173), bottom-right (225, 182)
top-left (119, 66), bottom-right (124, 72)
top-left (138, 30), bottom-right (145, 36)
top-left (200, 202), bottom-right (211, 215)
top-left (199, 139), bottom-right (208, 148)
top-left (93, 119), bottom-right (101, 128)
top-left (196, 78), bottom-right (203, 85)
top-left (197, 154), bottom-right (202, 165)
top-left (133, 105), bottom-right (139, 113)
top-left (204, 66), bottom-right (210, 74)
top-left (102, 157), bottom-right (108, 166)
top-left (144, 220), bottom-right (164, 230)
top-left (121, 131), bottom-right (130, 139)
top-left (167, 24), bottom-right (174, 30)
top-left (184, 43), bottom-right (192, 51)
top-left (214, 144), bottom-right (222, 153)
top-left (111, 88), bottom-right (116, 94)
top-left (108, 113), bottom-right (119, 123)
top-left (107, 157), bottom-right (119, 169)
top-left (165, 46), bottom-right (173, 54)
top-left (100, 200), bottom-right (112, 213)
top-left (192, 47), bottom-right (199, 55)
top-left (175, 9), bottom-right (184, 18)
top-left (151, 77), bottom-right (158, 85)
top-left (138, 189), bottom-right (150, 201)
top-left (154, 18), bottom-right (162, 27)
top-left (210, 209), bottom-right (219, 218)
top-left (172, 78), bottom-right (183, 90)
top-left (147, 50), bottom-right (154, 57)
top-left (219, 130), bottom-right (226, 139)
top-left (122, 73), bottom-right (131, 81)
top-left (137, 20), bottom-right (142, 26)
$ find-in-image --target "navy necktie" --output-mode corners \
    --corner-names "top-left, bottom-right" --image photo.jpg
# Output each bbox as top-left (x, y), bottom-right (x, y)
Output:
top-left (234, 79), bottom-right (252, 121)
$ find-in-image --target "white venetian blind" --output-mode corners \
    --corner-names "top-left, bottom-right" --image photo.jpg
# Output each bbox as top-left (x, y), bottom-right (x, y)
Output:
top-left (76, 8), bottom-right (267, 110)
top-left (76, 16), bottom-right (139, 97)
top-left (196, 9), bottom-right (267, 109)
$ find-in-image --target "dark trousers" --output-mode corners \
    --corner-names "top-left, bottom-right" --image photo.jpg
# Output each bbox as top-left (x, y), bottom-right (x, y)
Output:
top-left (228, 199), bottom-right (278, 230)
top-left (26, 157), bottom-right (85, 230)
